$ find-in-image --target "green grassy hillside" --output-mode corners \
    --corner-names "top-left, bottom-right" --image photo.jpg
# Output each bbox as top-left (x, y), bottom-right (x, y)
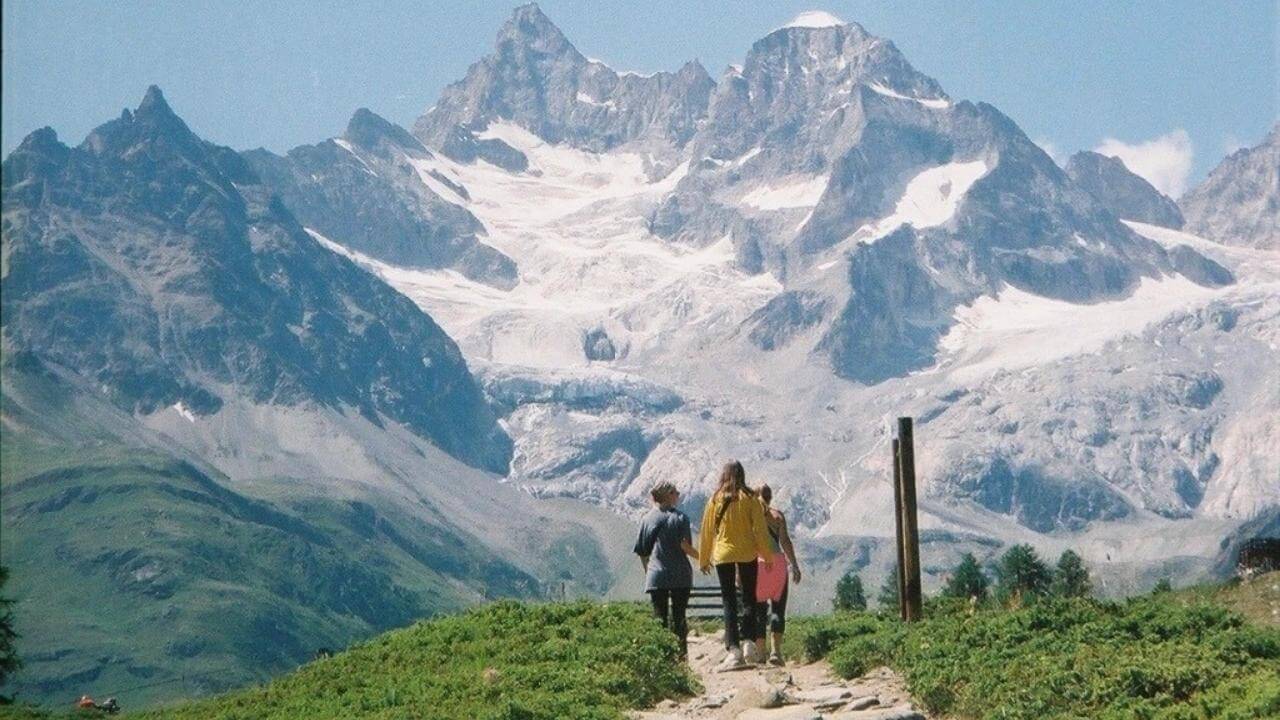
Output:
top-left (1, 602), bottom-right (695, 719)
top-left (1172, 573), bottom-right (1280, 627)
top-left (788, 581), bottom-right (1280, 720)
top-left (1, 434), bottom-right (534, 706)
top-left (0, 370), bottom-right (549, 707)
top-left (0, 364), bottom-right (629, 708)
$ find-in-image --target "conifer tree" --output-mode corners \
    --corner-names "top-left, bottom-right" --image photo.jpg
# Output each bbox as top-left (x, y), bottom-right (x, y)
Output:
top-left (1052, 550), bottom-right (1092, 598)
top-left (833, 571), bottom-right (867, 611)
top-left (944, 552), bottom-right (990, 601)
top-left (995, 544), bottom-right (1051, 604)
top-left (0, 566), bottom-right (19, 690)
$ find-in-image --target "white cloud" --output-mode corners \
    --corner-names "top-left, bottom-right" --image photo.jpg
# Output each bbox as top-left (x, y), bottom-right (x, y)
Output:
top-left (1034, 137), bottom-right (1064, 166)
top-left (1093, 129), bottom-right (1194, 198)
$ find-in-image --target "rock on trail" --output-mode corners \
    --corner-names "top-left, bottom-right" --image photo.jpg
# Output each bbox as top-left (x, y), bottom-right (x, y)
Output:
top-left (632, 631), bottom-right (927, 719)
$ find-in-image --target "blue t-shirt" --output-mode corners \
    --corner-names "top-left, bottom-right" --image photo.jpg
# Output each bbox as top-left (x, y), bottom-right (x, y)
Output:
top-left (634, 507), bottom-right (693, 591)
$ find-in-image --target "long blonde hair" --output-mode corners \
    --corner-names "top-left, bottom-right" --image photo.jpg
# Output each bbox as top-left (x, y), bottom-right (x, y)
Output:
top-left (713, 460), bottom-right (752, 530)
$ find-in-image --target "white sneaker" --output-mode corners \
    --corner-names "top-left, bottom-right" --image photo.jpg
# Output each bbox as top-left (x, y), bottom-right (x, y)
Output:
top-left (741, 640), bottom-right (760, 664)
top-left (717, 646), bottom-right (747, 672)
top-left (768, 651), bottom-right (784, 666)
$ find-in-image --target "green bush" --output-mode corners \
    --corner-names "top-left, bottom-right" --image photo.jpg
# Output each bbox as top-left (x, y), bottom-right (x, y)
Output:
top-left (790, 594), bottom-right (1280, 720)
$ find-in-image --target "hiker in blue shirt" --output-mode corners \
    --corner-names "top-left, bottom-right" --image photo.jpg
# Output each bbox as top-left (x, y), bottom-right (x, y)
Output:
top-left (634, 481), bottom-right (699, 659)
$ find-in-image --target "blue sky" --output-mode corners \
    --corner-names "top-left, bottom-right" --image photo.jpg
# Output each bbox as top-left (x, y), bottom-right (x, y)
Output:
top-left (3, 1), bottom-right (1275, 195)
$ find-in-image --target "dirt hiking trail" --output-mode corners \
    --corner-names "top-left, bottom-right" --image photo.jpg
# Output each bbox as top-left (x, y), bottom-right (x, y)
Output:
top-left (632, 630), bottom-right (928, 720)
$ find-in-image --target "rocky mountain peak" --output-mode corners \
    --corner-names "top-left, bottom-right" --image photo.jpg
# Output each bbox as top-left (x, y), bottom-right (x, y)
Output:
top-left (413, 5), bottom-right (715, 159)
top-left (746, 19), bottom-right (941, 100)
top-left (1066, 150), bottom-right (1184, 228)
top-left (80, 85), bottom-right (205, 161)
top-left (688, 17), bottom-right (946, 169)
top-left (344, 108), bottom-right (426, 154)
top-left (1180, 122), bottom-right (1279, 249)
top-left (7, 126), bottom-right (66, 162)
top-left (496, 3), bottom-right (578, 60)
top-left (136, 84), bottom-right (174, 117)
top-left (675, 59), bottom-right (713, 84)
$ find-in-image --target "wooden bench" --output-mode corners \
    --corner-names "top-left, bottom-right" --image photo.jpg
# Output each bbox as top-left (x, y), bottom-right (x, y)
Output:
top-left (689, 584), bottom-right (727, 620)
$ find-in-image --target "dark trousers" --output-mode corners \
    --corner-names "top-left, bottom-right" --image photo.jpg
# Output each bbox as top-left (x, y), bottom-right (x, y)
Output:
top-left (715, 562), bottom-right (762, 649)
top-left (763, 579), bottom-right (789, 634)
top-left (649, 587), bottom-right (690, 657)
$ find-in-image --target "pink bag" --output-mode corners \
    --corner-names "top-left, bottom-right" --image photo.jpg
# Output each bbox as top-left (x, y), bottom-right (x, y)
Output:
top-left (756, 555), bottom-right (788, 602)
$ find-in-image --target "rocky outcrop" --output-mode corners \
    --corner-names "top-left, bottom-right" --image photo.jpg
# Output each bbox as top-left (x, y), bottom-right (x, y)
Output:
top-left (413, 3), bottom-right (715, 169)
top-left (1180, 124), bottom-right (1279, 249)
top-left (244, 109), bottom-right (517, 287)
top-left (1066, 150), bottom-right (1184, 228)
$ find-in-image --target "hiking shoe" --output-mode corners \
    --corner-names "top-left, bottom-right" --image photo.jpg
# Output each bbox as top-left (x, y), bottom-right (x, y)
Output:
top-left (741, 640), bottom-right (760, 664)
top-left (768, 651), bottom-right (784, 666)
top-left (716, 647), bottom-right (747, 672)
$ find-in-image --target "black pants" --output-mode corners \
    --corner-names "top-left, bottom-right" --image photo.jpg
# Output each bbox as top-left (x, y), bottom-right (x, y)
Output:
top-left (763, 579), bottom-right (789, 634)
top-left (649, 587), bottom-right (690, 657)
top-left (715, 562), bottom-right (763, 649)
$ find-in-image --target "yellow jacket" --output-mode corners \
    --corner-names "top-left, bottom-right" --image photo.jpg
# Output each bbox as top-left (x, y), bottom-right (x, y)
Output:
top-left (698, 491), bottom-right (775, 567)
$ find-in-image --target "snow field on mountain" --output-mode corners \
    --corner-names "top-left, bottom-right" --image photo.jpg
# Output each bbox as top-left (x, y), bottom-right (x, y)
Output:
top-left (332, 122), bottom-right (781, 366)
top-left (867, 81), bottom-right (952, 109)
top-left (853, 159), bottom-right (990, 242)
top-left (782, 11), bottom-right (846, 29)
top-left (926, 221), bottom-right (1280, 382)
top-left (935, 275), bottom-right (1225, 381)
top-left (739, 173), bottom-right (830, 209)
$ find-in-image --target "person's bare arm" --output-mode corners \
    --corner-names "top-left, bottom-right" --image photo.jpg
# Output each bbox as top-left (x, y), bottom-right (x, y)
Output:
top-left (639, 555), bottom-right (649, 572)
top-left (777, 512), bottom-right (802, 583)
top-left (680, 538), bottom-right (698, 561)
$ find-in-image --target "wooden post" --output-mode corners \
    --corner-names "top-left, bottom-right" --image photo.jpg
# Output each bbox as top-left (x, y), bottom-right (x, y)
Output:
top-left (897, 417), bottom-right (923, 622)
top-left (891, 438), bottom-right (907, 621)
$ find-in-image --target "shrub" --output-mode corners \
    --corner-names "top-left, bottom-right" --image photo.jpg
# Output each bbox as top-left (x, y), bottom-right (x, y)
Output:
top-left (790, 592), bottom-right (1280, 720)
top-left (123, 601), bottom-right (697, 720)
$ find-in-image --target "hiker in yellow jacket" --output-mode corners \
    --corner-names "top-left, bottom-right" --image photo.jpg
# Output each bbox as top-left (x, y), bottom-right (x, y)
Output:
top-left (698, 460), bottom-right (774, 670)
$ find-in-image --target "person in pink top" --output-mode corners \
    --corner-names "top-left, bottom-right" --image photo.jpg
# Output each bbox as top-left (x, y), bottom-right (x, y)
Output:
top-left (753, 484), bottom-right (802, 665)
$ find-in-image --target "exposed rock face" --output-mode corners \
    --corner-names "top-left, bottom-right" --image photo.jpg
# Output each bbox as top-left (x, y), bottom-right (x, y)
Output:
top-left (582, 327), bottom-right (617, 361)
top-left (244, 109), bottom-right (517, 287)
top-left (1066, 150), bottom-right (1184, 228)
top-left (1, 86), bottom-right (512, 473)
top-left (412, 3), bottom-right (714, 170)
top-left (1180, 124), bottom-right (1280, 249)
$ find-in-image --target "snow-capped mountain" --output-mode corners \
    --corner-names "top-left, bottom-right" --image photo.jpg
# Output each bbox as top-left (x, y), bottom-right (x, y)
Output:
top-left (1066, 150), bottom-right (1185, 228)
top-left (1180, 123), bottom-right (1279, 250)
top-left (304, 5), bottom-right (1274, 605)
